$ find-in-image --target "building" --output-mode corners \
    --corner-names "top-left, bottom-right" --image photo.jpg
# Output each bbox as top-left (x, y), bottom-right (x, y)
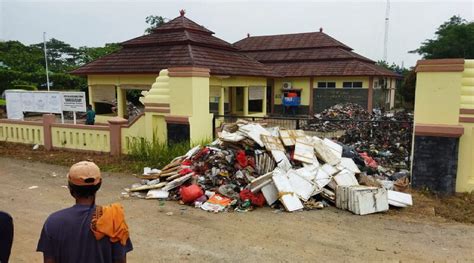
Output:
top-left (235, 30), bottom-right (400, 114)
top-left (72, 12), bottom-right (399, 122)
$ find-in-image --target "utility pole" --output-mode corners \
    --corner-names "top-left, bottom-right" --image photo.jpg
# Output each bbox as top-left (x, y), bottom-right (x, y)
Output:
top-left (383, 0), bottom-right (390, 62)
top-left (43, 32), bottom-right (50, 91)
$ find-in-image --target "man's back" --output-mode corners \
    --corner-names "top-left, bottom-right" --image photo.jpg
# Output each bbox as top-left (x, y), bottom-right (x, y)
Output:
top-left (37, 204), bottom-right (132, 263)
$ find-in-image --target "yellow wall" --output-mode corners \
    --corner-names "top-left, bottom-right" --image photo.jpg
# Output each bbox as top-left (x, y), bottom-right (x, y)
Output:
top-left (457, 60), bottom-right (474, 192)
top-left (209, 76), bottom-right (266, 87)
top-left (313, 76), bottom-right (370, 89)
top-left (121, 115), bottom-right (146, 154)
top-left (414, 59), bottom-right (474, 192)
top-left (0, 122), bottom-right (43, 145)
top-left (414, 72), bottom-right (463, 125)
top-left (274, 78), bottom-right (310, 105)
top-left (88, 75), bottom-right (157, 86)
top-left (273, 76), bottom-right (370, 106)
top-left (51, 126), bottom-right (110, 152)
top-left (210, 85), bottom-right (229, 103)
top-left (170, 74), bottom-right (213, 144)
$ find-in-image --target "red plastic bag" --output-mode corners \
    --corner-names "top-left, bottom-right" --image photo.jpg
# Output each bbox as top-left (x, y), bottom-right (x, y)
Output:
top-left (179, 168), bottom-right (194, 175)
top-left (359, 152), bottom-right (378, 169)
top-left (236, 150), bottom-right (248, 167)
top-left (239, 189), bottom-right (265, 207)
top-left (180, 185), bottom-right (204, 203)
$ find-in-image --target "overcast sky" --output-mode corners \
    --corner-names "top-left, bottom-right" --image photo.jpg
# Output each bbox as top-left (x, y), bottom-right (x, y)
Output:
top-left (1, 0), bottom-right (473, 67)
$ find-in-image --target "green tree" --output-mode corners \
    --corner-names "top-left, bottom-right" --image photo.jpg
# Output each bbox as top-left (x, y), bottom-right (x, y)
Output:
top-left (31, 38), bottom-right (79, 72)
top-left (399, 69), bottom-right (416, 108)
top-left (0, 41), bottom-right (44, 72)
top-left (145, 15), bottom-right (167, 34)
top-left (410, 15), bottom-right (474, 59)
top-left (76, 43), bottom-right (121, 65)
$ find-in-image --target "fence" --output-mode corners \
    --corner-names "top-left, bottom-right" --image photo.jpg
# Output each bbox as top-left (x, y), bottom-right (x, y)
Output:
top-left (0, 114), bottom-right (145, 155)
top-left (0, 120), bottom-right (44, 145)
top-left (213, 114), bottom-right (413, 168)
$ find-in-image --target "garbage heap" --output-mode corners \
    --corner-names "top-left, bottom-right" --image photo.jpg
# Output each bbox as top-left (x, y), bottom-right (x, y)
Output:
top-left (303, 103), bottom-right (413, 179)
top-left (125, 120), bottom-right (412, 214)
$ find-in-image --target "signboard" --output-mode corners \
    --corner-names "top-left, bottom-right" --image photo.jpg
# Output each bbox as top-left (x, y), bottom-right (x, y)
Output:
top-left (5, 91), bottom-right (23, 120)
top-left (62, 92), bottom-right (86, 112)
top-left (313, 88), bottom-right (368, 113)
top-left (5, 90), bottom-right (86, 116)
top-left (249, 87), bottom-right (264, 100)
top-left (5, 90), bottom-right (64, 120)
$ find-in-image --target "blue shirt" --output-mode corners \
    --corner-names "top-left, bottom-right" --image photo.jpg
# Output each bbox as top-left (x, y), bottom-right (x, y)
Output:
top-left (37, 204), bottom-right (133, 263)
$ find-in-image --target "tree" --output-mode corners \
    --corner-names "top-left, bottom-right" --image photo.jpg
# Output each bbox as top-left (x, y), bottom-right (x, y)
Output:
top-left (76, 43), bottom-right (121, 65)
top-left (32, 38), bottom-right (79, 72)
top-left (145, 15), bottom-right (167, 34)
top-left (410, 15), bottom-right (474, 59)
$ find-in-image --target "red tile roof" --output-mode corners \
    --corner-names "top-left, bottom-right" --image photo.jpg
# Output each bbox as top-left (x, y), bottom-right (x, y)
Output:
top-left (234, 32), bottom-right (351, 51)
top-left (72, 15), bottom-right (399, 79)
top-left (72, 15), bottom-right (274, 77)
top-left (234, 32), bottom-right (400, 78)
top-left (267, 60), bottom-right (399, 77)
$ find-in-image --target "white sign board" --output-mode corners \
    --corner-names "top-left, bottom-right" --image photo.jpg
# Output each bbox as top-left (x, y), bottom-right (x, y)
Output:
top-left (249, 87), bottom-right (264, 100)
top-left (62, 92), bottom-right (86, 112)
top-left (5, 90), bottom-right (63, 120)
top-left (5, 91), bottom-right (24, 120)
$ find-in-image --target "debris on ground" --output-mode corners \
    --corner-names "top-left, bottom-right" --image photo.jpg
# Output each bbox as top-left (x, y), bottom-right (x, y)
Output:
top-left (124, 119), bottom-right (412, 215)
top-left (302, 103), bottom-right (413, 179)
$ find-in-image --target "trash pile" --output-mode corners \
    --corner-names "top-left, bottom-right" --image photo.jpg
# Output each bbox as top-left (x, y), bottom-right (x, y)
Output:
top-left (303, 103), bottom-right (413, 179)
top-left (124, 120), bottom-right (412, 214)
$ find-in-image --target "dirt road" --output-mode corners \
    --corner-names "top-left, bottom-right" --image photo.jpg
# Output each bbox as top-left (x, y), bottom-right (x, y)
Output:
top-left (1, 157), bottom-right (473, 262)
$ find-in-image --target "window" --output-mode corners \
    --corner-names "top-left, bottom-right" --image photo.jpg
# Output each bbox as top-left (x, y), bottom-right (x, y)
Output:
top-left (343, 81), bottom-right (363, 88)
top-left (317, 82), bottom-right (336, 88)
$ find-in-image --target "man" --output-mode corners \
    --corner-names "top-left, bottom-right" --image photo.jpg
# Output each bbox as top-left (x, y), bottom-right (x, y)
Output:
top-left (37, 161), bottom-right (133, 263)
top-left (85, 105), bottom-right (95, 125)
top-left (0, 211), bottom-right (14, 263)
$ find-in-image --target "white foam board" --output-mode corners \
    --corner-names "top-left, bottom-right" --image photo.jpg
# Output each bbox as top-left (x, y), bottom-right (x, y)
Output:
top-left (388, 190), bottom-right (413, 207)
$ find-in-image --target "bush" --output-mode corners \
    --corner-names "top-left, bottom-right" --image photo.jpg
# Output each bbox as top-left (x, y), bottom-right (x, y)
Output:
top-left (127, 135), bottom-right (191, 168)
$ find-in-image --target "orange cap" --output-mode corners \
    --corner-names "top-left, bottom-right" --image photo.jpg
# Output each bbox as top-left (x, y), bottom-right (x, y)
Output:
top-left (67, 161), bottom-right (101, 186)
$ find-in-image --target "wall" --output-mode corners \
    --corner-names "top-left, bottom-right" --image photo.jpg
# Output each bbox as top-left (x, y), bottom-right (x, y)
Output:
top-left (51, 124), bottom-right (110, 152)
top-left (0, 120), bottom-right (43, 145)
top-left (413, 59), bottom-right (474, 193)
top-left (414, 72), bottom-right (462, 125)
top-left (121, 114), bottom-right (146, 154)
top-left (313, 76), bottom-right (370, 90)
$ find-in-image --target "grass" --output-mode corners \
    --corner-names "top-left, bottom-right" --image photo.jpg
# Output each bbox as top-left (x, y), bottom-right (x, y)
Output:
top-left (127, 137), bottom-right (191, 170)
top-left (0, 99), bottom-right (5, 106)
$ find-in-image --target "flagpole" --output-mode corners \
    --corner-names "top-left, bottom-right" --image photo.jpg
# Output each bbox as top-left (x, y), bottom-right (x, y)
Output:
top-left (43, 32), bottom-right (50, 91)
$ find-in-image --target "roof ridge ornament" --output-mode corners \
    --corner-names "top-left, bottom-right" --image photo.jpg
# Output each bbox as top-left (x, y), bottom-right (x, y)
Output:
top-left (180, 9), bottom-right (186, 16)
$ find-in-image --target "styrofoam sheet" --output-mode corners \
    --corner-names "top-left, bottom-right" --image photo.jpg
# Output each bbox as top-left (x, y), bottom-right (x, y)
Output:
top-left (334, 169), bottom-right (359, 186)
top-left (388, 190), bottom-right (413, 207)
top-left (312, 137), bottom-right (340, 165)
top-left (261, 182), bottom-right (279, 205)
top-left (287, 170), bottom-right (315, 202)
top-left (294, 138), bottom-right (316, 164)
top-left (338, 157), bottom-right (361, 174)
top-left (272, 172), bottom-right (303, 212)
top-left (271, 150), bottom-right (292, 172)
top-left (323, 138), bottom-right (343, 159)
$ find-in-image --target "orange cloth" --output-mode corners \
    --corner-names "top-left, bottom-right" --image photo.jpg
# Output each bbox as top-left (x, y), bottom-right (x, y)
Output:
top-left (91, 203), bottom-right (129, 246)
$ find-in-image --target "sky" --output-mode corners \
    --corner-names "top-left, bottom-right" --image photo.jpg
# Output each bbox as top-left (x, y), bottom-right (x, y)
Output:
top-left (1, 0), bottom-right (473, 67)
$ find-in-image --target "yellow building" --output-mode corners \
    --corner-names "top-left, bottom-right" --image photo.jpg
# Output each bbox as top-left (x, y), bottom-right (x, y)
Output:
top-left (412, 59), bottom-right (474, 193)
top-left (73, 12), bottom-right (399, 124)
top-left (234, 30), bottom-right (400, 114)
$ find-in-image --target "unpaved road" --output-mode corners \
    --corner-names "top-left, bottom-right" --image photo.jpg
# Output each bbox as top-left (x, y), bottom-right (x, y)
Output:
top-left (1, 157), bottom-right (473, 262)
